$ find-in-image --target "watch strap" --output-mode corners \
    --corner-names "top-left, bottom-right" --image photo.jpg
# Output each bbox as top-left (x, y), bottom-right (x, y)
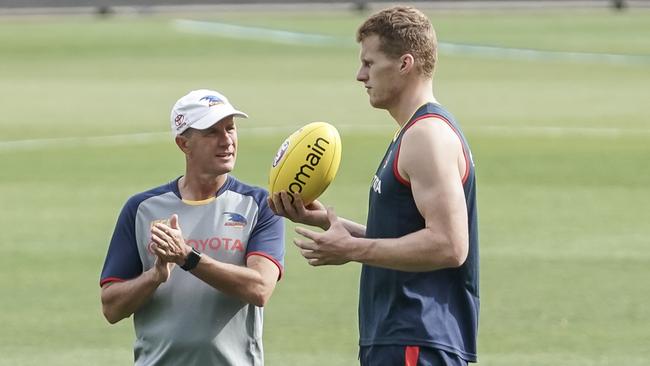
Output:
top-left (181, 248), bottom-right (202, 271)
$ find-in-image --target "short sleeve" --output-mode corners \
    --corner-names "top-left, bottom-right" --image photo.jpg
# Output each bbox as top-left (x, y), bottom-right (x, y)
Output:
top-left (99, 197), bottom-right (144, 287)
top-left (246, 194), bottom-right (285, 280)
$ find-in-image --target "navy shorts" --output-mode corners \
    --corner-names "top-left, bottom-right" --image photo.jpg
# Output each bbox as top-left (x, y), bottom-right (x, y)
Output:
top-left (359, 345), bottom-right (468, 366)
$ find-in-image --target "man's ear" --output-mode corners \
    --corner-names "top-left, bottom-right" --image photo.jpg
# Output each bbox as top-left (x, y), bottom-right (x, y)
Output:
top-left (175, 135), bottom-right (191, 154)
top-left (399, 54), bottom-right (415, 73)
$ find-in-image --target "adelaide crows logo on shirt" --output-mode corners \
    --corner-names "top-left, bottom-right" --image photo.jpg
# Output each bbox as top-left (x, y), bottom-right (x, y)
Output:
top-left (224, 212), bottom-right (247, 228)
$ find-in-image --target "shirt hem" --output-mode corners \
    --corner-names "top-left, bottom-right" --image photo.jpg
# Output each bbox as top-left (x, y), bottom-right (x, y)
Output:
top-left (358, 338), bottom-right (477, 362)
top-left (99, 277), bottom-right (126, 287)
top-left (246, 251), bottom-right (284, 281)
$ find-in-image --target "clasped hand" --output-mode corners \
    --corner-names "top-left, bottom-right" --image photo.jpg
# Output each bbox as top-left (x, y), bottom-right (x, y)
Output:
top-left (150, 214), bottom-right (190, 266)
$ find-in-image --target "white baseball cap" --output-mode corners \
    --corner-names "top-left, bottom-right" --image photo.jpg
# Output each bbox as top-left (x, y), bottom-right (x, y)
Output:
top-left (170, 89), bottom-right (248, 137)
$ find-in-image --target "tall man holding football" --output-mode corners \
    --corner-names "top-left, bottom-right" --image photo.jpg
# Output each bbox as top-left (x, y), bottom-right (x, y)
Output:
top-left (270, 6), bottom-right (479, 366)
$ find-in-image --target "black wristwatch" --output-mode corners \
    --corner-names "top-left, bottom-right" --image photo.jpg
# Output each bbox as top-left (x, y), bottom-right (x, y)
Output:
top-left (181, 248), bottom-right (202, 271)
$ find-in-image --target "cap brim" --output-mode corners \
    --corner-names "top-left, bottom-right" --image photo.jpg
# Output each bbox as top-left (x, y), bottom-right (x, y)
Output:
top-left (191, 107), bottom-right (249, 131)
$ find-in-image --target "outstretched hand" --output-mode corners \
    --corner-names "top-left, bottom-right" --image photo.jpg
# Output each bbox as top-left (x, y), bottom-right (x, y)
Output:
top-left (293, 206), bottom-right (357, 266)
top-left (268, 191), bottom-right (330, 230)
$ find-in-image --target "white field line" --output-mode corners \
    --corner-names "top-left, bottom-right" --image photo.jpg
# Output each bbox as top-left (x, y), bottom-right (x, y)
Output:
top-left (174, 19), bottom-right (348, 47)
top-left (174, 19), bottom-right (650, 66)
top-left (1, 124), bottom-right (649, 153)
top-left (472, 125), bottom-right (650, 137)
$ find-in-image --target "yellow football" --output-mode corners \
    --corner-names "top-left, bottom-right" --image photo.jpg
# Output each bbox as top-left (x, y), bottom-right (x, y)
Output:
top-left (269, 122), bottom-right (342, 204)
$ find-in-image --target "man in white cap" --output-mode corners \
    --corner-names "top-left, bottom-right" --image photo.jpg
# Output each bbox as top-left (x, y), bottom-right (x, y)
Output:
top-left (100, 89), bottom-right (285, 365)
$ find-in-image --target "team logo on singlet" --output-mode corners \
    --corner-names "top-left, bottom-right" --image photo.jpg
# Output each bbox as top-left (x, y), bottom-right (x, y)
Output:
top-left (371, 175), bottom-right (382, 194)
top-left (224, 212), bottom-right (247, 228)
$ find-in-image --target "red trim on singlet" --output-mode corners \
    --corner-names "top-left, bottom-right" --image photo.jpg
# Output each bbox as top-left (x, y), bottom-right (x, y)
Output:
top-left (99, 277), bottom-right (126, 287)
top-left (392, 114), bottom-right (436, 187)
top-left (393, 113), bottom-right (471, 186)
top-left (246, 251), bottom-right (285, 281)
top-left (392, 142), bottom-right (411, 186)
top-left (405, 346), bottom-right (420, 366)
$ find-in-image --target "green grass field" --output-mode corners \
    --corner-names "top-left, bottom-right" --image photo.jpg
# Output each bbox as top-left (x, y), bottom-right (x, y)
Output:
top-left (1, 7), bottom-right (649, 366)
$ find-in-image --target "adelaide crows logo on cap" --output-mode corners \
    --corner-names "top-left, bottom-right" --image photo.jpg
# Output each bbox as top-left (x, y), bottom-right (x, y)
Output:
top-left (224, 212), bottom-right (247, 228)
top-left (200, 95), bottom-right (225, 107)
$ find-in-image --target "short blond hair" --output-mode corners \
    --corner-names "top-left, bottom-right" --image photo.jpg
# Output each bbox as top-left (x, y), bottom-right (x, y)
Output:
top-left (356, 6), bottom-right (437, 77)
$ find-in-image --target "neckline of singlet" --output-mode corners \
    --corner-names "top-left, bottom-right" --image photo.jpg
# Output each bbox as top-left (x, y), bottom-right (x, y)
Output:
top-left (392, 102), bottom-right (440, 142)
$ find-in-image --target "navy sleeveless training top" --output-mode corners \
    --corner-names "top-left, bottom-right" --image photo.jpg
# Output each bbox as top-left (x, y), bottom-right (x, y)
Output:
top-left (359, 103), bottom-right (479, 362)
